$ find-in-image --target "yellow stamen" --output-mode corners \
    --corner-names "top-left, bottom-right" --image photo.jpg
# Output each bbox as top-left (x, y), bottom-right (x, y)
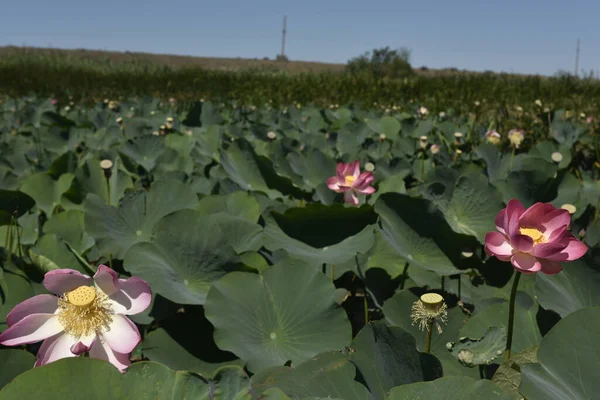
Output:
top-left (519, 227), bottom-right (545, 245)
top-left (58, 286), bottom-right (113, 339)
top-left (344, 175), bottom-right (357, 186)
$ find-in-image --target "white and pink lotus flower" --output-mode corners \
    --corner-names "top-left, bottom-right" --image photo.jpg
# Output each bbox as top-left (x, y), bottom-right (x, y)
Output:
top-left (327, 161), bottom-right (376, 205)
top-left (0, 265), bottom-right (151, 372)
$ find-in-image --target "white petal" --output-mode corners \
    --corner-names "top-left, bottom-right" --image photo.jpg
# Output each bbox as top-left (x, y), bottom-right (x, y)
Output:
top-left (101, 315), bottom-right (141, 354)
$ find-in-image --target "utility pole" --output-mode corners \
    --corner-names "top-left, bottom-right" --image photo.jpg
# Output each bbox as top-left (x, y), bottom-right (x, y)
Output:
top-left (280, 15), bottom-right (287, 58)
top-left (575, 38), bottom-right (580, 77)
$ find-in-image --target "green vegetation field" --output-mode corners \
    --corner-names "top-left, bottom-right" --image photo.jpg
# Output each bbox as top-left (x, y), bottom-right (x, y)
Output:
top-left (0, 47), bottom-right (599, 399)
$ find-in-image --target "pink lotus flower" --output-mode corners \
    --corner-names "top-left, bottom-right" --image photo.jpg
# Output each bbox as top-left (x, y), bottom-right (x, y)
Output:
top-left (485, 199), bottom-right (588, 275)
top-left (327, 161), bottom-right (375, 205)
top-left (0, 265), bottom-right (151, 372)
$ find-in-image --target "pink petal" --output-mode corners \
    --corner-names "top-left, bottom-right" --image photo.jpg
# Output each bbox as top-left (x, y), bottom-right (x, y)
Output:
top-left (504, 199), bottom-right (525, 231)
top-left (519, 202), bottom-right (555, 228)
top-left (35, 333), bottom-right (79, 367)
top-left (505, 199), bottom-right (525, 237)
top-left (43, 269), bottom-right (92, 296)
top-left (559, 236), bottom-right (588, 261)
top-left (539, 259), bottom-right (563, 275)
top-left (353, 172), bottom-right (374, 189)
top-left (485, 232), bottom-right (514, 257)
top-left (93, 265), bottom-right (119, 296)
top-left (107, 277), bottom-right (152, 315)
top-left (327, 176), bottom-right (343, 192)
top-left (495, 209), bottom-right (507, 235)
top-left (101, 315), bottom-right (141, 354)
top-left (351, 161), bottom-right (361, 179)
top-left (510, 234), bottom-right (534, 253)
top-left (336, 162), bottom-right (347, 180)
top-left (546, 225), bottom-right (568, 243)
top-left (0, 314), bottom-right (63, 346)
top-left (540, 209), bottom-right (571, 238)
top-left (532, 241), bottom-right (569, 260)
top-left (359, 186), bottom-right (376, 195)
top-left (6, 294), bottom-right (58, 327)
top-left (70, 334), bottom-right (97, 355)
top-left (343, 191), bottom-right (359, 205)
top-left (510, 253), bottom-right (542, 273)
top-left (89, 337), bottom-right (130, 372)
top-left (535, 235), bottom-right (587, 261)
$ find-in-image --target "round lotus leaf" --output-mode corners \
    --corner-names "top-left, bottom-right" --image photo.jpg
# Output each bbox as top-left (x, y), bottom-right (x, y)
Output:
top-left (205, 263), bottom-right (352, 372)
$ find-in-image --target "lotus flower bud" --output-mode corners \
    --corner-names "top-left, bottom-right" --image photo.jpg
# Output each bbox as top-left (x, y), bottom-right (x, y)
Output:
top-left (418, 106), bottom-right (428, 116)
top-left (430, 144), bottom-right (440, 154)
top-left (365, 162), bottom-right (375, 172)
top-left (379, 133), bottom-right (386, 141)
top-left (116, 117), bottom-right (123, 125)
top-left (508, 129), bottom-right (525, 148)
top-left (267, 131), bottom-right (277, 140)
top-left (439, 111), bottom-right (446, 118)
top-left (485, 130), bottom-right (501, 145)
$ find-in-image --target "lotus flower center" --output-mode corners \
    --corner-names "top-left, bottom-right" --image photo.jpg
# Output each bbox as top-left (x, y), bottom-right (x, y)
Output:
top-left (67, 286), bottom-right (96, 306)
top-left (519, 227), bottom-right (545, 245)
top-left (58, 286), bottom-right (113, 338)
top-left (344, 175), bottom-right (357, 186)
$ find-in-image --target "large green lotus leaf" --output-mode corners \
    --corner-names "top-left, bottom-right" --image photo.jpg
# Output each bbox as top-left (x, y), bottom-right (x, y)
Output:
top-left (142, 328), bottom-right (244, 378)
top-left (189, 125), bottom-right (222, 161)
top-left (549, 173), bottom-right (584, 219)
top-left (383, 290), bottom-right (478, 378)
top-left (286, 147), bottom-right (336, 189)
top-left (374, 193), bottom-right (462, 276)
top-left (520, 307), bottom-right (600, 400)
top-left (124, 209), bottom-right (244, 305)
top-left (349, 321), bottom-right (427, 400)
top-left (204, 263), bottom-right (352, 373)
top-left (368, 171), bottom-right (408, 204)
top-left (424, 168), bottom-right (504, 243)
top-left (447, 327), bottom-right (507, 367)
top-left (0, 358), bottom-right (210, 399)
top-left (119, 135), bottom-right (165, 172)
top-left (219, 138), bottom-right (282, 199)
top-left (386, 376), bottom-right (517, 400)
top-left (43, 210), bottom-right (94, 254)
top-left (534, 259), bottom-right (600, 318)
top-left (85, 179), bottom-right (198, 259)
top-left (460, 293), bottom-right (541, 355)
top-left (251, 351), bottom-right (371, 400)
top-left (0, 349), bottom-right (35, 390)
top-left (121, 361), bottom-right (209, 399)
top-left (529, 141), bottom-right (572, 170)
top-left (550, 119), bottom-right (583, 148)
top-left (0, 358), bottom-right (123, 399)
top-left (19, 173), bottom-right (73, 216)
top-left (475, 143), bottom-right (504, 182)
top-left (0, 270), bottom-right (34, 333)
top-left (196, 191), bottom-right (260, 222)
top-left (0, 190), bottom-right (35, 225)
top-left (493, 166), bottom-right (556, 207)
top-left (29, 234), bottom-right (89, 274)
top-left (492, 346), bottom-right (538, 400)
top-left (263, 203), bottom-right (376, 265)
top-left (64, 157), bottom-right (134, 208)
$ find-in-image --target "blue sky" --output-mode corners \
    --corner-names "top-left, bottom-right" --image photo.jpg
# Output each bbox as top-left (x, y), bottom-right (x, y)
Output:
top-left (1, 0), bottom-right (597, 76)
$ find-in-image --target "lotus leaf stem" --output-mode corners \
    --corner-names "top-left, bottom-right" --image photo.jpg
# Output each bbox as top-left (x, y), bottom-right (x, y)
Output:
top-left (505, 271), bottom-right (522, 361)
